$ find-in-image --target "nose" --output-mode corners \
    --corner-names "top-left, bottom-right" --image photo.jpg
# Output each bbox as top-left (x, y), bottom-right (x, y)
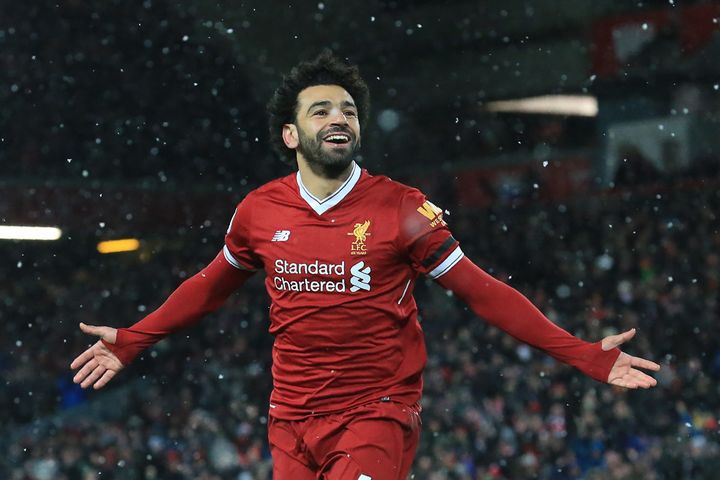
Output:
top-left (329, 109), bottom-right (349, 125)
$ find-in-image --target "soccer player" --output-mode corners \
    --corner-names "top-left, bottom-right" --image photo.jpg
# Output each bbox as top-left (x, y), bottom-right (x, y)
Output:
top-left (70, 51), bottom-right (661, 480)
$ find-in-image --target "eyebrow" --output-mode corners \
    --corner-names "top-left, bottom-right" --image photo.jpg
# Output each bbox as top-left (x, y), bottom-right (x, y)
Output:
top-left (306, 100), bottom-right (357, 114)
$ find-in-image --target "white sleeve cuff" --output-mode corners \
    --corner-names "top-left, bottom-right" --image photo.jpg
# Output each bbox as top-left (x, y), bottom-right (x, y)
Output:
top-left (223, 244), bottom-right (254, 271)
top-left (427, 246), bottom-right (464, 279)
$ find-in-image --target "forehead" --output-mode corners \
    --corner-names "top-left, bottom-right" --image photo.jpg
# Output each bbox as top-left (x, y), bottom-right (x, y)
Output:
top-left (297, 84), bottom-right (356, 109)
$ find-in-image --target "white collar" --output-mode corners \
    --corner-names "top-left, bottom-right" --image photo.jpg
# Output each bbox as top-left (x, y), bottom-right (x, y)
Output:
top-left (296, 162), bottom-right (361, 215)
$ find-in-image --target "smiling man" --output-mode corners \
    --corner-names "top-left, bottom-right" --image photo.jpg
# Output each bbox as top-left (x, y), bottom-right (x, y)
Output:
top-left (292, 86), bottom-right (360, 175)
top-left (71, 50), bottom-right (661, 480)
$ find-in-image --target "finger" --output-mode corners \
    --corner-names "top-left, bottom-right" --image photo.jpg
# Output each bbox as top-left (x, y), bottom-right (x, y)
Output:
top-left (70, 348), bottom-right (95, 370)
top-left (611, 377), bottom-right (638, 389)
top-left (625, 369), bottom-right (657, 389)
top-left (80, 323), bottom-right (117, 344)
top-left (610, 367), bottom-right (657, 389)
top-left (634, 369), bottom-right (658, 388)
top-left (73, 358), bottom-right (98, 384)
top-left (94, 369), bottom-right (117, 390)
top-left (630, 356), bottom-right (661, 371)
top-left (79, 322), bottom-right (103, 337)
top-left (622, 327), bottom-right (637, 341)
top-left (602, 328), bottom-right (636, 350)
top-left (614, 328), bottom-right (637, 346)
top-left (80, 364), bottom-right (106, 389)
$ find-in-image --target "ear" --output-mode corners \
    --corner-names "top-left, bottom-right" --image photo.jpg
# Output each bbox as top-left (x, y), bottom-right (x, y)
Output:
top-left (282, 124), bottom-right (299, 149)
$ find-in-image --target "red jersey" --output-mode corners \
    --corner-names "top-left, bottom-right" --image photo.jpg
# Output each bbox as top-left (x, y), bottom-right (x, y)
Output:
top-left (223, 162), bottom-right (462, 420)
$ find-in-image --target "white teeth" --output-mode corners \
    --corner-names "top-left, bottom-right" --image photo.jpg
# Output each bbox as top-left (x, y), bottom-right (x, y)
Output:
top-left (325, 134), bottom-right (349, 142)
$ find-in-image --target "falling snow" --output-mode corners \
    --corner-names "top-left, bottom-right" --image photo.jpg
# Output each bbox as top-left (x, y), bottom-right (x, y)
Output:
top-left (2, 1), bottom-right (719, 478)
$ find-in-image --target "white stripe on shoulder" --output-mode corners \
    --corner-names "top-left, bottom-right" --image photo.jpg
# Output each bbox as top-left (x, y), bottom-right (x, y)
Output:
top-left (223, 245), bottom-right (254, 270)
top-left (427, 246), bottom-right (464, 279)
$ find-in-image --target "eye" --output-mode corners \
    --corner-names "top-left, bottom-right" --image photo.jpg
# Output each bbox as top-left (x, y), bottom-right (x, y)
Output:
top-left (314, 110), bottom-right (327, 116)
top-left (344, 111), bottom-right (357, 117)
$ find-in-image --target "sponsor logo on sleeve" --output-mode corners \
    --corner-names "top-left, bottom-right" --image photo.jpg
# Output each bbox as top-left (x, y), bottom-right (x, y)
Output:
top-left (416, 201), bottom-right (446, 228)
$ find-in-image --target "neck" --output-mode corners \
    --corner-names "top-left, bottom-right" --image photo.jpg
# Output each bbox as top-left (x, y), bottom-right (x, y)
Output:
top-left (296, 157), bottom-right (355, 200)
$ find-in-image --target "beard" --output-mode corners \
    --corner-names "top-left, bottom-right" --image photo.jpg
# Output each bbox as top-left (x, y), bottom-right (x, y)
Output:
top-left (296, 126), bottom-right (360, 179)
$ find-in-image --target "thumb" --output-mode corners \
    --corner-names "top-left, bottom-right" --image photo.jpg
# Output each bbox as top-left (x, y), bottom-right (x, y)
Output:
top-left (602, 327), bottom-right (636, 351)
top-left (79, 322), bottom-right (116, 344)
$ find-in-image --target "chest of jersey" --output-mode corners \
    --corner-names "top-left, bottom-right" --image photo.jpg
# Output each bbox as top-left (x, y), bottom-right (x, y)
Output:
top-left (252, 199), bottom-right (405, 297)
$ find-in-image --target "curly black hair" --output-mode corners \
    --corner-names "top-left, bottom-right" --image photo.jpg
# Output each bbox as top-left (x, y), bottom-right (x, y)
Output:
top-left (266, 50), bottom-right (371, 164)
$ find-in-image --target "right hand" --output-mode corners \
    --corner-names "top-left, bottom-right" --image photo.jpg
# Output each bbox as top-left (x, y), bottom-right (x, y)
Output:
top-left (601, 328), bottom-right (660, 389)
top-left (70, 322), bottom-right (124, 390)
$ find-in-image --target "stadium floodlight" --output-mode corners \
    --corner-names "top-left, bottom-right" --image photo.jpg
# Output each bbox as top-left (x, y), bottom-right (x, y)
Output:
top-left (97, 238), bottom-right (140, 254)
top-left (485, 95), bottom-right (598, 117)
top-left (0, 225), bottom-right (63, 241)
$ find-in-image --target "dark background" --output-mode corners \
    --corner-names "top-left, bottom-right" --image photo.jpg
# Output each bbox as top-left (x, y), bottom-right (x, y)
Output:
top-left (2, 1), bottom-right (719, 479)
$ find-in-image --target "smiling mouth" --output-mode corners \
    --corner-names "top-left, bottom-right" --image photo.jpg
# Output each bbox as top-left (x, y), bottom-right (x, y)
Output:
top-left (322, 132), bottom-right (352, 146)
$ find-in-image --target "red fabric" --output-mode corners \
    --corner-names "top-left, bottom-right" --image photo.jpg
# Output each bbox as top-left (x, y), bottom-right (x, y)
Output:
top-left (223, 167), bottom-right (459, 420)
top-left (396, 188), bottom-right (459, 276)
top-left (268, 400), bottom-right (421, 480)
top-left (101, 251), bottom-right (253, 366)
top-left (435, 256), bottom-right (620, 383)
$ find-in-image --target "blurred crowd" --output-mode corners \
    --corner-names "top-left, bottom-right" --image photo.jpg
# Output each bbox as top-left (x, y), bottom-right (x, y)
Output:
top-left (1, 0), bottom-right (273, 188)
top-left (2, 177), bottom-right (719, 479)
top-left (3, 1), bottom-right (720, 479)
top-left (2, 0), bottom-right (610, 190)
top-left (413, 180), bottom-right (720, 479)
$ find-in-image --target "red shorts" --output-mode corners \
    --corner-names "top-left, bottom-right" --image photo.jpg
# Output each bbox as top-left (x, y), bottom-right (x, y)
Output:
top-left (268, 400), bottom-right (421, 480)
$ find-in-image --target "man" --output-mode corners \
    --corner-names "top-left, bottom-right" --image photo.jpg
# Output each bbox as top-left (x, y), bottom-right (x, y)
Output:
top-left (71, 51), bottom-right (660, 479)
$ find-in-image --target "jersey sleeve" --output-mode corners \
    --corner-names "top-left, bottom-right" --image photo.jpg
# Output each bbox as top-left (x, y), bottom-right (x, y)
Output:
top-left (223, 195), bottom-right (263, 271)
top-left (397, 188), bottom-right (463, 279)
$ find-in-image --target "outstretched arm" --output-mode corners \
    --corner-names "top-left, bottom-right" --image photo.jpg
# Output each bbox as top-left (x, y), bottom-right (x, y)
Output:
top-left (70, 250), bottom-right (254, 389)
top-left (435, 256), bottom-right (660, 388)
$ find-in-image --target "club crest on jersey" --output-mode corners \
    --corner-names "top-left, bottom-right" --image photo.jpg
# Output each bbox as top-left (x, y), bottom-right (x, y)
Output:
top-left (416, 201), bottom-right (446, 228)
top-left (347, 220), bottom-right (371, 256)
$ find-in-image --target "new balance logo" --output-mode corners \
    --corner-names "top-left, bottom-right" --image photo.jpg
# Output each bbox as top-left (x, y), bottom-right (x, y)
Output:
top-left (271, 230), bottom-right (291, 242)
top-left (350, 261), bottom-right (371, 292)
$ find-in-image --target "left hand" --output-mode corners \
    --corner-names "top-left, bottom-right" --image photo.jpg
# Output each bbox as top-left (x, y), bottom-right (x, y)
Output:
top-left (602, 328), bottom-right (661, 389)
top-left (70, 322), bottom-right (123, 390)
